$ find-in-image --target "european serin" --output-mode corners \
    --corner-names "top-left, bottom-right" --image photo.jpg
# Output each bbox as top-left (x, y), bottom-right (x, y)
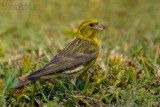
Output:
top-left (15, 19), bottom-right (105, 88)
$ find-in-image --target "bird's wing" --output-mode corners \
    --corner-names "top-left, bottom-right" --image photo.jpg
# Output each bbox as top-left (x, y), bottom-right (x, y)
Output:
top-left (27, 38), bottom-right (99, 79)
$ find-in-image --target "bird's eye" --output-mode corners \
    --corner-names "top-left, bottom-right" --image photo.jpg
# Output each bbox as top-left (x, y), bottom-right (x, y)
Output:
top-left (89, 23), bottom-right (94, 27)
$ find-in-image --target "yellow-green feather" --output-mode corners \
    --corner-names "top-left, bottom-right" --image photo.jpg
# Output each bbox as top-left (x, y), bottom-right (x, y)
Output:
top-left (14, 19), bottom-right (102, 88)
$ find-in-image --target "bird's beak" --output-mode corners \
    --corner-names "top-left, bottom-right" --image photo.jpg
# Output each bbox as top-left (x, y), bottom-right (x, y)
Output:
top-left (98, 23), bottom-right (105, 30)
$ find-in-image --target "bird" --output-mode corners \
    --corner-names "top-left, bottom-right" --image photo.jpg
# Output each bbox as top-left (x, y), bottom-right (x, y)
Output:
top-left (14, 19), bottom-right (105, 88)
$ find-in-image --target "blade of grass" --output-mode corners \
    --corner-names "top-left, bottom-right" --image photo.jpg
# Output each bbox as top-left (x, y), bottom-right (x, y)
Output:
top-left (54, 78), bottom-right (68, 93)
top-left (82, 74), bottom-right (90, 93)
top-left (2, 70), bottom-right (18, 96)
top-left (105, 57), bottom-right (110, 77)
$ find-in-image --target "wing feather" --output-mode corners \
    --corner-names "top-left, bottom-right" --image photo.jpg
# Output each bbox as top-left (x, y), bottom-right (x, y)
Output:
top-left (27, 38), bottom-right (99, 79)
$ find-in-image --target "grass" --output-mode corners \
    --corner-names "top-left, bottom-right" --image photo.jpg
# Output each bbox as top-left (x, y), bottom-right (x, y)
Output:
top-left (0, 0), bottom-right (160, 106)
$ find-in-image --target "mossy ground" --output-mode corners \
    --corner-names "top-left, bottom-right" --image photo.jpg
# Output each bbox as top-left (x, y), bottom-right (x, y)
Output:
top-left (0, 0), bottom-right (160, 106)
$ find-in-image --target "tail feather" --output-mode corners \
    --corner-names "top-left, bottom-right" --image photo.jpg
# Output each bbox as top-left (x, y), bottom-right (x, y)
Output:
top-left (14, 79), bottom-right (30, 89)
top-left (14, 76), bottom-right (40, 89)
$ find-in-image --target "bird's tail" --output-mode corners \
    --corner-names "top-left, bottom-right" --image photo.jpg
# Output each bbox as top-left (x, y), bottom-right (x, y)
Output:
top-left (14, 76), bottom-right (40, 89)
top-left (14, 79), bottom-right (30, 89)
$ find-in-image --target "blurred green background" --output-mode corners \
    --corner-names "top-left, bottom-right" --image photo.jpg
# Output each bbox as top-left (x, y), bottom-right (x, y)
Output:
top-left (0, 0), bottom-right (160, 106)
top-left (0, 0), bottom-right (160, 61)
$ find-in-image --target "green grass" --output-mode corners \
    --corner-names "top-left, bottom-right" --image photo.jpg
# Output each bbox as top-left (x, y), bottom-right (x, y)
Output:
top-left (0, 0), bottom-right (160, 106)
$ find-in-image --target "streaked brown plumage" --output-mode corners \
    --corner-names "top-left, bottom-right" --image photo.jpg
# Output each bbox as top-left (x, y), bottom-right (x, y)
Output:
top-left (14, 19), bottom-right (105, 88)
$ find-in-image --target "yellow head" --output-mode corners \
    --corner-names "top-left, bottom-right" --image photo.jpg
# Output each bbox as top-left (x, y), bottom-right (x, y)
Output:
top-left (77, 19), bottom-right (105, 40)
